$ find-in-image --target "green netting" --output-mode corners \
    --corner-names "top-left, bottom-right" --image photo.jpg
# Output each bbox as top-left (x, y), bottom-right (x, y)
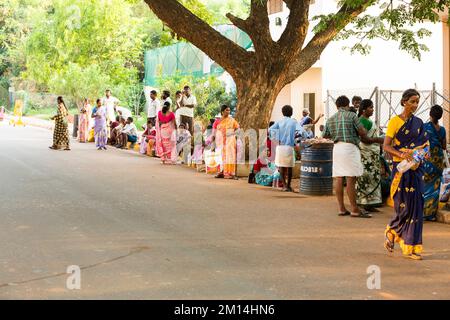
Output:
top-left (144, 25), bottom-right (252, 86)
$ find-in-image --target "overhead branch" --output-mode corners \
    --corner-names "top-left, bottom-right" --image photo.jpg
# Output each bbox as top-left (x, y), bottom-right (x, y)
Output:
top-left (283, 0), bottom-right (375, 85)
top-left (144, 0), bottom-right (254, 78)
top-left (227, 0), bottom-right (273, 58)
top-left (284, 0), bottom-right (294, 10)
top-left (277, 0), bottom-right (311, 58)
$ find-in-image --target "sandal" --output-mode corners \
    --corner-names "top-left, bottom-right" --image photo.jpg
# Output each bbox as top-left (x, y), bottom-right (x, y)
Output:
top-left (350, 211), bottom-right (372, 218)
top-left (215, 173), bottom-right (224, 179)
top-left (49, 146), bottom-right (59, 150)
top-left (384, 229), bottom-right (395, 253)
top-left (338, 210), bottom-right (351, 216)
top-left (403, 253), bottom-right (422, 260)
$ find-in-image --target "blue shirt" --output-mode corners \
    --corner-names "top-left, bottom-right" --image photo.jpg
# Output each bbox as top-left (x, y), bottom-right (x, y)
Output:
top-left (269, 117), bottom-right (304, 147)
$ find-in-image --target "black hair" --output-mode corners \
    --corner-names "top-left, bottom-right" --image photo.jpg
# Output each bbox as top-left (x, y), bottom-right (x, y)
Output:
top-left (179, 123), bottom-right (186, 128)
top-left (269, 121), bottom-right (275, 127)
top-left (163, 90), bottom-right (170, 97)
top-left (220, 104), bottom-right (229, 114)
top-left (336, 95), bottom-right (350, 109)
top-left (162, 101), bottom-right (171, 113)
top-left (105, 89), bottom-right (111, 92)
top-left (401, 89), bottom-right (420, 106)
top-left (184, 85), bottom-right (190, 90)
top-left (57, 96), bottom-right (67, 111)
top-left (96, 98), bottom-right (101, 104)
top-left (358, 99), bottom-right (374, 117)
top-left (176, 90), bottom-right (182, 95)
top-left (430, 104), bottom-right (443, 123)
top-left (150, 90), bottom-right (157, 95)
top-left (209, 118), bottom-right (215, 125)
top-left (57, 96), bottom-right (65, 105)
top-left (127, 117), bottom-right (133, 122)
top-left (352, 96), bottom-right (362, 105)
top-left (281, 105), bottom-right (293, 117)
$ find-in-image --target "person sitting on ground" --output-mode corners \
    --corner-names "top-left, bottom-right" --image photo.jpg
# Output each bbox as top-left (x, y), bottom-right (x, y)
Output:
top-left (140, 119), bottom-right (151, 155)
top-left (112, 117), bottom-right (126, 147)
top-left (269, 105), bottom-right (302, 192)
top-left (118, 117), bottom-right (138, 149)
top-left (176, 123), bottom-right (192, 163)
top-left (140, 119), bottom-right (156, 155)
top-left (146, 124), bottom-right (157, 156)
top-left (109, 115), bottom-right (121, 145)
top-left (192, 122), bottom-right (205, 168)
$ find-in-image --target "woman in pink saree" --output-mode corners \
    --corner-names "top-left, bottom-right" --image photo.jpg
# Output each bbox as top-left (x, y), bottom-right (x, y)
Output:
top-left (156, 101), bottom-right (177, 164)
top-left (78, 98), bottom-right (90, 143)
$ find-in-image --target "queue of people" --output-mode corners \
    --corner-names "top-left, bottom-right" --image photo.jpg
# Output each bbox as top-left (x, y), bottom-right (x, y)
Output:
top-left (49, 87), bottom-right (448, 261)
top-left (323, 89), bottom-right (447, 261)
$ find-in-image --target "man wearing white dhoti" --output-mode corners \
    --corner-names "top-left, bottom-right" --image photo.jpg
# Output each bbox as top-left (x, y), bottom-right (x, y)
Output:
top-left (269, 105), bottom-right (305, 192)
top-left (323, 95), bottom-right (372, 218)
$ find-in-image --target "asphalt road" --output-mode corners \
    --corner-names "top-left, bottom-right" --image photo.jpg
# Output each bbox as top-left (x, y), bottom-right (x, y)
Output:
top-left (1, 121), bottom-right (450, 299)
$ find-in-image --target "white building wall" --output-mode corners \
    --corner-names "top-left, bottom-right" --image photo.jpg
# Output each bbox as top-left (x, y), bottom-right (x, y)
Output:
top-left (268, 0), bottom-right (444, 125)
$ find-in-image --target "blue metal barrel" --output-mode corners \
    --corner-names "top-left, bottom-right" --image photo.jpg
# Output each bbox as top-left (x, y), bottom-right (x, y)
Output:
top-left (300, 143), bottom-right (333, 195)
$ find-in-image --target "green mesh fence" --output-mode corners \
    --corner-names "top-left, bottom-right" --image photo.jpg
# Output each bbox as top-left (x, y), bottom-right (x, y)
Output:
top-left (144, 25), bottom-right (252, 86)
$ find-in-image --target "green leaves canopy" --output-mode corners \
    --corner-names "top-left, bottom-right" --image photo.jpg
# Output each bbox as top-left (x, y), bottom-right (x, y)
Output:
top-left (24, 0), bottom-right (144, 104)
top-left (314, 0), bottom-right (450, 60)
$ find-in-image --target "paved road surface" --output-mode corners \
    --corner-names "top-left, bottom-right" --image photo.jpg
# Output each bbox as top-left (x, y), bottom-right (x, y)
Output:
top-left (1, 122), bottom-right (450, 299)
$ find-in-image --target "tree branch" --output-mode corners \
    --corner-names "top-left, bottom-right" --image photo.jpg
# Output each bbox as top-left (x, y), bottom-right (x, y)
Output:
top-left (283, 0), bottom-right (375, 85)
top-left (277, 0), bottom-right (311, 58)
top-left (227, 0), bottom-right (273, 59)
top-left (144, 0), bottom-right (254, 79)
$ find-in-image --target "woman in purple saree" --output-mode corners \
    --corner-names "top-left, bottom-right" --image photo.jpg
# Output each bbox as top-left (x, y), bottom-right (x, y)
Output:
top-left (383, 89), bottom-right (429, 260)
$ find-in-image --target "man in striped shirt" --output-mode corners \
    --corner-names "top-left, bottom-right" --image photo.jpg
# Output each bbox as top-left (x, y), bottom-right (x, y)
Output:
top-left (323, 95), bottom-right (371, 218)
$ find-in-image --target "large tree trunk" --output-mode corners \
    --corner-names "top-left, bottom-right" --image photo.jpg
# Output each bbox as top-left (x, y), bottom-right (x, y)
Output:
top-left (145, 0), bottom-right (373, 131)
top-left (234, 75), bottom-right (283, 131)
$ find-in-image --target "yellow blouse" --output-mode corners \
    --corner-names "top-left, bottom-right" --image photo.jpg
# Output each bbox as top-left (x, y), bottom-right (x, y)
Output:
top-left (386, 116), bottom-right (405, 162)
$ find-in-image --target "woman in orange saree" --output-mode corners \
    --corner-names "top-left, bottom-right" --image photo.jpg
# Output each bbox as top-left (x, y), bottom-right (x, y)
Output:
top-left (213, 105), bottom-right (240, 179)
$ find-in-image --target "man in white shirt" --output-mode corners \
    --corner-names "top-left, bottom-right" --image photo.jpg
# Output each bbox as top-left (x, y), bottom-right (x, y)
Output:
top-left (147, 90), bottom-right (160, 127)
top-left (174, 90), bottom-right (183, 127)
top-left (101, 89), bottom-right (119, 125)
top-left (162, 90), bottom-right (172, 107)
top-left (180, 85), bottom-right (197, 135)
top-left (118, 117), bottom-right (138, 149)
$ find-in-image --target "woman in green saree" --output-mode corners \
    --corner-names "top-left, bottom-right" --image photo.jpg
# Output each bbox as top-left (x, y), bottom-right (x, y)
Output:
top-left (356, 99), bottom-right (384, 211)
